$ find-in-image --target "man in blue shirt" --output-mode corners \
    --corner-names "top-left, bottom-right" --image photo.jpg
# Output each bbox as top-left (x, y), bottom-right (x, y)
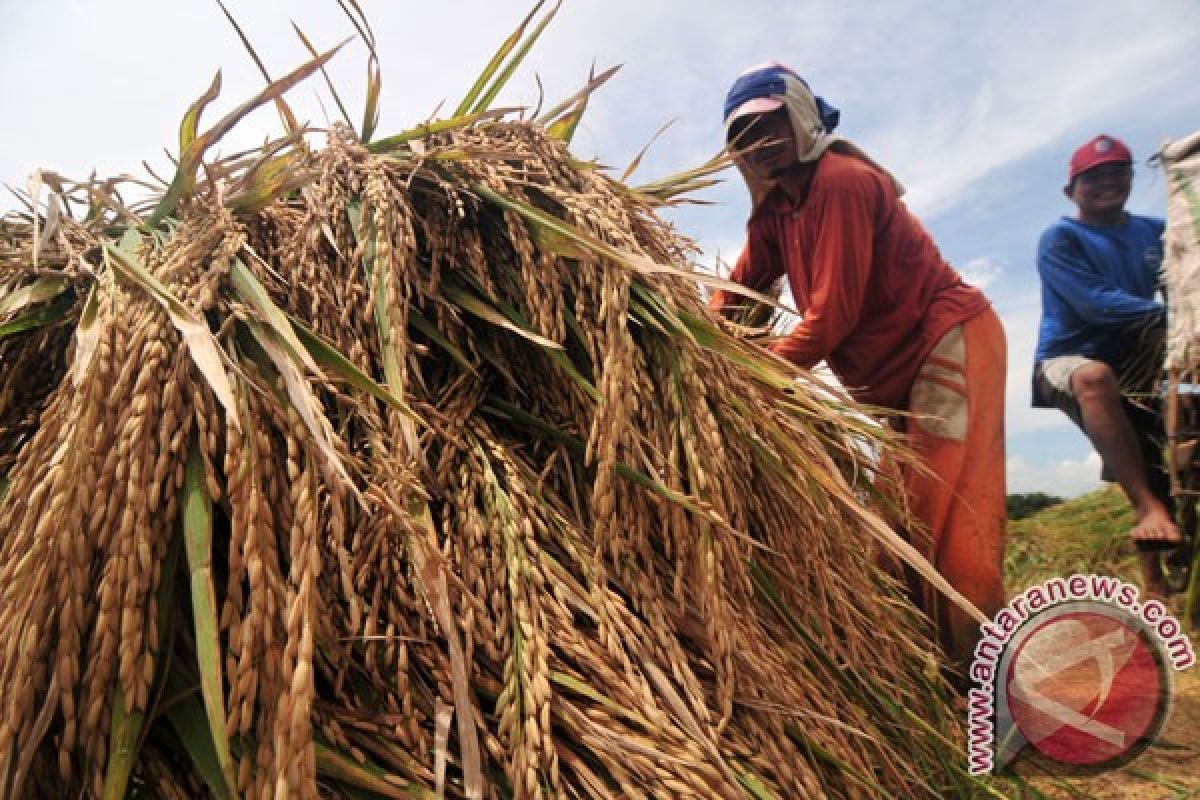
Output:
top-left (1033, 134), bottom-right (1183, 597)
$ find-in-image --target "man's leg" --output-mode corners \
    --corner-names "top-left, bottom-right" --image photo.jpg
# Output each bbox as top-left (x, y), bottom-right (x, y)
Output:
top-left (904, 310), bottom-right (1007, 674)
top-left (1069, 363), bottom-right (1182, 546)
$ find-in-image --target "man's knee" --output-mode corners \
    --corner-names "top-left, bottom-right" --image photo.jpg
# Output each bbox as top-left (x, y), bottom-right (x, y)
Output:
top-left (1070, 361), bottom-right (1119, 402)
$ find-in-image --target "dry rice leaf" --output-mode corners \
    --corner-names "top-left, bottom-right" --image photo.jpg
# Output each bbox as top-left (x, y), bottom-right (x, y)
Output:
top-left (25, 169), bottom-right (63, 267)
top-left (71, 282), bottom-right (101, 386)
top-left (247, 319), bottom-right (359, 498)
top-left (619, 119), bottom-right (675, 184)
top-left (434, 698), bottom-right (452, 799)
top-left (407, 499), bottom-right (483, 800)
top-left (104, 241), bottom-right (242, 431)
top-left (640, 659), bottom-right (737, 784)
top-left (37, 192), bottom-right (63, 267)
top-left (814, 454), bottom-right (988, 625)
top-left (11, 674), bottom-right (58, 800)
top-left (537, 64), bottom-right (620, 129)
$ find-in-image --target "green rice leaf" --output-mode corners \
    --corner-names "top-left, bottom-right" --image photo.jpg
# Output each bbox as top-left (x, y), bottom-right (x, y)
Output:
top-left (150, 40), bottom-right (347, 225)
top-left (677, 309), bottom-right (789, 388)
top-left (454, 1), bottom-right (546, 117)
top-left (0, 275), bottom-right (70, 316)
top-left (101, 689), bottom-right (141, 800)
top-left (472, 0), bottom-right (562, 113)
top-left (0, 291), bottom-right (74, 339)
top-left (483, 398), bottom-right (717, 518)
top-left (183, 441), bottom-right (234, 791)
top-left (408, 309), bottom-right (479, 376)
top-left (289, 312), bottom-right (424, 423)
top-left (473, 183), bottom-right (787, 308)
top-left (734, 766), bottom-right (781, 800)
top-left (316, 742), bottom-right (433, 799)
top-left (444, 283), bottom-right (563, 350)
top-left (227, 152), bottom-right (307, 214)
top-left (551, 672), bottom-right (657, 731)
top-left (160, 671), bottom-right (234, 800)
top-left (367, 108), bottom-right (518, 153)
top-left (178, 72), bottom-right (223, 165)
top-left (101, 521), bottom-right (184, 800)
top-left (229, 256), bottom-right (319, 374)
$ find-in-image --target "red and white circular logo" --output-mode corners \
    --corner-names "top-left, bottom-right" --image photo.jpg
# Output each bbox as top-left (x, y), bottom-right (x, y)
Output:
top-left (1005, 607), bottom-right (1171, 768)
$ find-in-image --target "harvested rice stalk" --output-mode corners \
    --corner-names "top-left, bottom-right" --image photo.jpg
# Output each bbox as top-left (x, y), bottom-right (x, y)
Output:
top-left (0, 5), bottom-right (989, 799)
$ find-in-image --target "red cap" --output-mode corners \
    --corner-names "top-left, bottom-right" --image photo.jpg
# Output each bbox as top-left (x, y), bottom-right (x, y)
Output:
top-left (1068, 134), bottom-right (1133, 181)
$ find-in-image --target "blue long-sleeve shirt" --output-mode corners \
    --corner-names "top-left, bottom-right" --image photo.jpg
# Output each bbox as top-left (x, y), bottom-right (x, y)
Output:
top-left (1034, 214), bottom-right (1165, 364)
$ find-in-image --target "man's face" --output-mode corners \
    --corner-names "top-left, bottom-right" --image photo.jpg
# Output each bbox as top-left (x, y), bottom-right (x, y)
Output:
top-left (1066, 162), bottom-right (1133, 218)
top-left (727, 109), bottom-right (798, 179)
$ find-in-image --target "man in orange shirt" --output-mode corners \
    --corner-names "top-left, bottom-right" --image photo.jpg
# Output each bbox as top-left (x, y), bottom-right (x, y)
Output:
top-left (709, 62), bottom-right (1007, 670)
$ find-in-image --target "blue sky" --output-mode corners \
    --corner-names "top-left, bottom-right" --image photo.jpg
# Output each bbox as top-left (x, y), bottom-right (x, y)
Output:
top-left (2, 1), bottom-right (1197, 496)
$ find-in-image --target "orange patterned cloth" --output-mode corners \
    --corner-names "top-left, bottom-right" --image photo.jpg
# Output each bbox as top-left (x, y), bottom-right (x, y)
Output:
top-left (902, 308), bottom-right (1007, 664)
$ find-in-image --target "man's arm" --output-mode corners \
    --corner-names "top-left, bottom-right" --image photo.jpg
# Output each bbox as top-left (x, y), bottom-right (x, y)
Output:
top-left (1038, 229), bottom-right (1164, 327)
top-left (707, 225), bottom-right (783, 317)
top-left (767, 187), bottom-right (873, 368)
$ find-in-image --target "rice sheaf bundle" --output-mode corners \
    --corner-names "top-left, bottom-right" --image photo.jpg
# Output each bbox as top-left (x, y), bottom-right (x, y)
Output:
top-left (0, 6), bottom-right (987, 799)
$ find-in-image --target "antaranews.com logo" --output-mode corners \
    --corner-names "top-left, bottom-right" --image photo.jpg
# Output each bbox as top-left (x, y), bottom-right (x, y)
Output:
top-left (967, 574), bottom-right (1196, 775)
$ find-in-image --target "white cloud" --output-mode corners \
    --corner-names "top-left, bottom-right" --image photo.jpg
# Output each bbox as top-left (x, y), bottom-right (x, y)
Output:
top-left (996, 290), bottom-right (1069, 437)
top-left (959, 257), bottom-right (1004, 291)
top-left (1007, 452), bottom-right (1103, 498)
top-left (2, 1), bottom-right (1196, 230)
top-left (842, 3), bottom-right (1200, 217)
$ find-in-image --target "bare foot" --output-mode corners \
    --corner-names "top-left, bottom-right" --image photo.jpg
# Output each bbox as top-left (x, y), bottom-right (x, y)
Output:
top-left (1131, 505), bottom-right (1184, 546)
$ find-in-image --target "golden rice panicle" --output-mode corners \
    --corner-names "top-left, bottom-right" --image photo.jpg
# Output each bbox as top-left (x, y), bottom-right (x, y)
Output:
top-left (478, 433), bottom-right (558, 799)
top-left (0, 58), bottom-right (982, 795)
top-left (268, 408), bottom-right (321, 799)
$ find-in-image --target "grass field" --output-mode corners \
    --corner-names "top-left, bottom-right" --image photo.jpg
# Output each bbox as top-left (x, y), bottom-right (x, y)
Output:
top-left (1002, 487), bottom-right (1200, 799)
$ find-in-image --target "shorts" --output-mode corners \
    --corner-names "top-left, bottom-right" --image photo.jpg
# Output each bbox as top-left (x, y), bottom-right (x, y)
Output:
top-left (1038, 355), bottom-right (1095, 396)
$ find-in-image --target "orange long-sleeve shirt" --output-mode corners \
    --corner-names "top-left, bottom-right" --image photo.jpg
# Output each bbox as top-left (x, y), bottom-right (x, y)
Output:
top-left (709, 151), bottom-right (990, 410)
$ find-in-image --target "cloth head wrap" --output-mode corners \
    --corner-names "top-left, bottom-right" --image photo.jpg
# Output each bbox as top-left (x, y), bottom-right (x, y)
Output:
top-left (722, 61), bottom-right (904, 204)
top-left (724, 62), bottom-right (840, 163)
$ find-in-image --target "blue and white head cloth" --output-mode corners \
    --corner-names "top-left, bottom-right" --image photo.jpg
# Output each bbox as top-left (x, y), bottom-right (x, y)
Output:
top-left (723, 61), bottom-right (903, 195)
top-left (723, 62), bottom-right (841, 163)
